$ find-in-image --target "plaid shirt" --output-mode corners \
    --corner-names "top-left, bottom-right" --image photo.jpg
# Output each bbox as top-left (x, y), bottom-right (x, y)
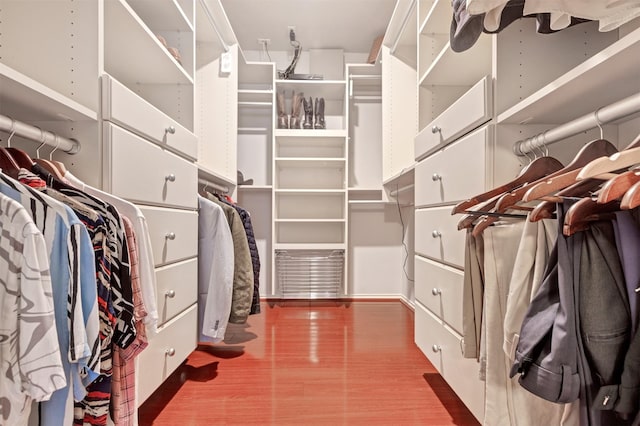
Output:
top-left (111, 216), bottom-right (149, 426)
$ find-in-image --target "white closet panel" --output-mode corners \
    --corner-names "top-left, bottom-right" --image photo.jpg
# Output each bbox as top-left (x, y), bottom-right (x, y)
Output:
top-left (415, 207), bottom-right (465, 268)
top-left (155, 258), bottom-right (198, 326)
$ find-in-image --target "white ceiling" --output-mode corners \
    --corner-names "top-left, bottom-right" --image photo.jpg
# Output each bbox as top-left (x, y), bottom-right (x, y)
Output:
top-left (219, 0), bottom-right (398, 53)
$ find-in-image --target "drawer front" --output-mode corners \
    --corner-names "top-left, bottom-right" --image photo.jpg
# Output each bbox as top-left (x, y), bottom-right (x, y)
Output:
top-left (106, 123), bottom-right (198, 209)
top-left (139, 206), bottom-right (198, 267)
top-left (415, 126), bottom-right (489, 207)
top-left (156, 258), bottom-right (198, 326)
top-left (415, 76), bottom-right (491, 161)
top-left (102, 74), bottom-right (198, 159)
top-left (415, 255), bottom-right (464, 334)
top-left (415, 207), bottom-right (465, 268)
top-left (136, 304), bottom-right (197, 405)
top-left (415, 302), bottom-right (485, 422)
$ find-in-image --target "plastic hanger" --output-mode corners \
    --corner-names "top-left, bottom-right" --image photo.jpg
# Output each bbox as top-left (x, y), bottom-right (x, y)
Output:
top-left (451, 155), bottom-right (564, 215)
top-left (500, 138), bottom-right (617, 208)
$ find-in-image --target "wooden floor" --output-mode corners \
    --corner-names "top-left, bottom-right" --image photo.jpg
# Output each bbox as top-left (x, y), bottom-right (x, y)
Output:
top-left (138, 301), bottom-right (480, 425)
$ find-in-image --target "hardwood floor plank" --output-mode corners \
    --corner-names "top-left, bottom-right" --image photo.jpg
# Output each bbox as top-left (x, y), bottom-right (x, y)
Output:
top-left (138, 301), bottom-right (480, 425)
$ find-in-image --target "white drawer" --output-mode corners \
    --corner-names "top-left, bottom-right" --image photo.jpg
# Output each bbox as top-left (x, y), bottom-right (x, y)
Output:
top-left (102, 74), bottom-right (197, 160)
top-left (156, 258), bottom-right (198, 326)
top-left (415, 255), bottom-right (464, 334)
top-left (415, 207), bottom-right (465, 268)
top-left (415, 302), bottom-right (485, 422)
top-left (136, 304), bottom-right (197, 405)
top-left (139, 206), bottom-right (198, 267)
top-left (105, 123), bottom-right (198, 209)
top-left (415, 76), bottom-right (491, 161)
top-left (415, 126), bottom-right (490, 207)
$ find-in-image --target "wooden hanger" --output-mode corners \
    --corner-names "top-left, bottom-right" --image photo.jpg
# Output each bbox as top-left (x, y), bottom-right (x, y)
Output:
top-left (621, 179), bottom-right (640, 210)
top-left (451, 156), bottom-right (564, 215)
top-left (577, 134), bottom-right (640, 181)
top-left (498, 139), bottom-right (617, 210)
top-left (456, 194), bottom-right (502, 230)
top-left (529, 178), bottom-right (604, 222)
top-left (596, 168), bottom-right (640, 204)
top-left (33, 135), bottom-right (65, 181)
top-left (0, 148), bottom-right (20, 179)
top-left (563, 197), bottom-right (619, 236)
top-left (6, 147), bottom-right (35, 168)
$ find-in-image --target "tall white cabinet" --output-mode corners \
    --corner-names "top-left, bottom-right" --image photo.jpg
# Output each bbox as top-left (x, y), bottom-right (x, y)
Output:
top-left (403, 0), bottom-right (640, 422)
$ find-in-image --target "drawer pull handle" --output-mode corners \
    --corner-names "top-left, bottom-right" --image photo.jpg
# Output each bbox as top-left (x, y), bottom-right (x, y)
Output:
top-left (165, 348), bottom-right (176, 357)
top-left (432, 288), bottom-right (442, 296)
top-left (165, 174), bottom-right (176, 182)
top-left (432, 230), bottom-right (442, 238)
top-left (432, 344), bottom-right (441, 353)
top-left (165, 232), bottom-right (176, 240)
top-left (431, 125), bottom-right (441, 134)
top-left (165, 126), bottom-right (176, 135)
top-left (165, 290), bottom-right (176, 298)
top-left (432, 173), bottom-right (442, 181)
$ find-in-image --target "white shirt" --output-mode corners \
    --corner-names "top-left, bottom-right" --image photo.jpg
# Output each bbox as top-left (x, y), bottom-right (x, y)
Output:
top-left (523, 0), bottom-right (640, 31)
top-left (198, 195), bottom-right (234, 343)
top-left (0, 194), bottom-right (65, 426)
top-left (63, 171), bottom-right (159, 333)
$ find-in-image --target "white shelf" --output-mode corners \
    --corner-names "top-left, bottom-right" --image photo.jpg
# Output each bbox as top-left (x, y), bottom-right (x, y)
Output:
top-left (238, 56), bottom-right (274, 89)
top-left (238, 127), bottom-right (270, 133)
top-left (419, 37), bottom-right (492, 86)
top-left (238, 102), bottom-right (272, 108)
top-left (275, 243), bottom-right (347, 250)
top-left (105, 0), bottom-right (193, 85)
top-left (383, 162), bottom-right (416, 188)
top-left (275, 158), bottom-right (346, 167)
top-left (274, 189), bottom-right (346, 194)
top-left (238, 185), bottom-right (272, 191)
top-left (275, 80), bottom-right (347, 100)
top-left (197, 165), bottom-right (236, 189)
top-left (419, 0), bottom-right (450, 35)
top-left (275, 129), bottom-right (348, 138)
top-left (0, 64), bottom-right (97, 122)
top-left (275, 219), bottom-right (346, 223)
top-left (498, 27), bottom-right (640, 124)
top-left (127, 0), bottom-right (193, 32)
top-left (238, 89), bottom-right (273, 103)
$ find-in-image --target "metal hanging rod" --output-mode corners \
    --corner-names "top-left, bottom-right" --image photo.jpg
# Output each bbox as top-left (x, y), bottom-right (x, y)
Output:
top-left (391, 0), bottom-right (417, 55)
top-left (0, 114), bottom-right (80, 154)
top-left (513, 91), bottom-right (640, 156)
top-left (389, 183), bottom-right (415, 197)
top-left (198, 177), bottom-right (229, 194)
top-left (199, 0), bottom-right (230, 53)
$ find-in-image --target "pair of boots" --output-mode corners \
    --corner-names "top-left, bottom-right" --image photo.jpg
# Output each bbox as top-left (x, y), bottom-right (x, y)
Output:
top-left (277, 91), bottom-right (325, 130)
top-left (302, 97), bottom-right (325, 130)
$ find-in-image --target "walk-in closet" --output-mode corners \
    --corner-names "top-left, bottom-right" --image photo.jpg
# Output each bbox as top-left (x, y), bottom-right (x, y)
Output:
top-left (1, 0), bottom-right (639, 425)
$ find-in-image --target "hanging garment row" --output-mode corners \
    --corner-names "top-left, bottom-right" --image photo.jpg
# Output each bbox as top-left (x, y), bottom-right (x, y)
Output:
top-left (454, 131), bottom-right (640, 426)
top-left (0, 142), bottom-right (260, 426)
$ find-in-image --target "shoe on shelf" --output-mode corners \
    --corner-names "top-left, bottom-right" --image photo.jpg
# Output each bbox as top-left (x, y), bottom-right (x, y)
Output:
top-left (237, 170), bottom-right (254, 186)
top-left (277, 91), bottom-right (289, 129)
top-left (290, 91), bottom-right (304, 129)
top-left (314, 97), bottom-right (325, 129)
top-left (303, 96), bottom-right (314, 129)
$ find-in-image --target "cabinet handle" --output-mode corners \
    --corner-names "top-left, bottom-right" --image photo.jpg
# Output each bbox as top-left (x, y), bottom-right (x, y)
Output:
top-left (432, 230), bottom-right (442, 238)
top-left (432, 288), bottom-right (442, 296)
top-left (165, 348), bottom-right (176, 357)
top-left (432, 173), bottom-right (442, 181)
top-left (431, 125), bottom-right (441, 134)
top-left (432, 344), bottom-right (441, 353)
top-left (165, 290), bottom-right (176, 298)
top-left (165, 232), bottom-right (176, 240)
top-left (165, 174), bottom-right (176, 182)
top-left (165, 126), bottom-right (176, 135)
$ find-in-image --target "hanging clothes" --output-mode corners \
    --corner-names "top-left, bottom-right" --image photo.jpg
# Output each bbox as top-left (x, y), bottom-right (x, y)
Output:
top-left (0, 193), bottom-right (66, 426)
top-left (205, 194), bottom-right (254, 325)
top-left (216, 195), bottom-right (261, 315)
top-left (197, 195), bottom-right (234, 342)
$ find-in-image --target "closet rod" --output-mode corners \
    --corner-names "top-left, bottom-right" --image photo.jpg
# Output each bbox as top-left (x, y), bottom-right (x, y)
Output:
top-left (389, 183), bottom-right (414, 197)
top-left (199, 0), bottom-right (230, 52)
top-left (513, 92), bottom-right (640, 156)
top-left (390, 0), bottom-right (416, 55)
top-left (0, 114), bottom-right (80, 154)
top-left (198, 177), bottom-right (229, 194)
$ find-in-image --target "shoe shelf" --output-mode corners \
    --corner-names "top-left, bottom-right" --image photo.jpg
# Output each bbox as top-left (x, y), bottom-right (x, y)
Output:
top-left (237, 185), bottom-right (273, 191)
top-left (275, 158), bottom-right (346, 167)
top-left (274, 129), bottom-right (348, 137)
top-left (238, 89), bottom-right (274, 103)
